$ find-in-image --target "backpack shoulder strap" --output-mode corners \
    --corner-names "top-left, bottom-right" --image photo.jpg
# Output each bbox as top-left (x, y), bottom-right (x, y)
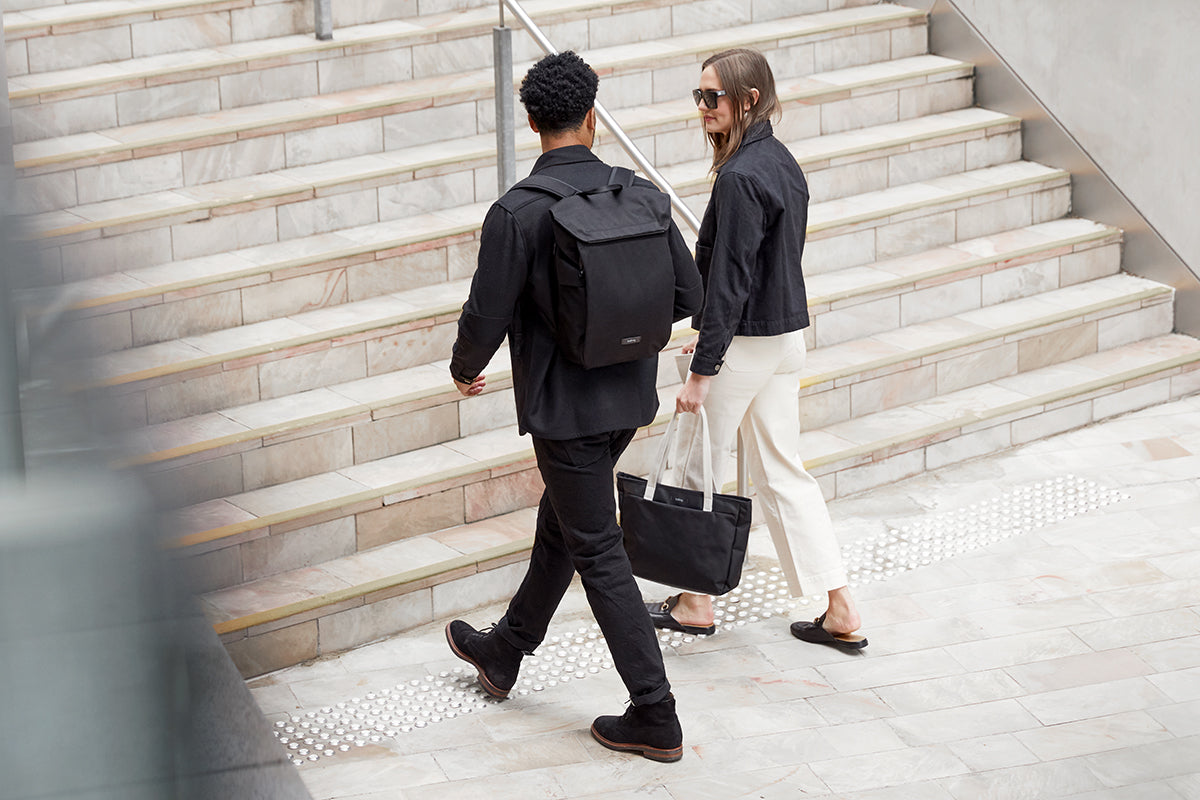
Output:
top-left (512, 174), bottom-right (579, 199)
top-left (609, 166), bottom-right (636, 188)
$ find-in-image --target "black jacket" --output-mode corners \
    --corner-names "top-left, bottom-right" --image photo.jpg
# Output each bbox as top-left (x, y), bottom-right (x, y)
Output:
top-left (450, 145), bottom-right (703, 440)
top-left (690, 122), bottom-right (811, 376)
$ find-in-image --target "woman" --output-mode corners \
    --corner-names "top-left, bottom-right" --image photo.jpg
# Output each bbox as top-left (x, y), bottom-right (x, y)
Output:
top-left (649, 48), bottom-right (867, 651)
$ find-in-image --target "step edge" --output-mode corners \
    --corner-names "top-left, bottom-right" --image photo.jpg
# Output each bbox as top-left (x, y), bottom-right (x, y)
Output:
top-left (207, 342), bottom-right (1200, 634)
top-left (127, 227), bottom-right (1121, 465)
top-left (54, 109), bottom-right (1017, 307)
top-left (76, 168), bottom-right (1089, 388)
top-left (173, 322), bottom-right (1191, 553)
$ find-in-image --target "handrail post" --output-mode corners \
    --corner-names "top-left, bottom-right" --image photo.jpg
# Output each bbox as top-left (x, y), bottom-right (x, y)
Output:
top-left (314, 0), bottom-right (332, 40)
top-left (493, 12), bottom-right (517, 195)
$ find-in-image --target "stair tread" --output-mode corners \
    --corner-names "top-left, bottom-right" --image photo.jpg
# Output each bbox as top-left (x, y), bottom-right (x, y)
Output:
top-left (29, 105), bottom-right (1017, 240)
top-left (6, 0), bottom-right (633, 86)
top-left (202, 506), bottom-right (539, 625)
top-left (10, 2), bottom-right (921, 101)
top-left (127, 220), bottom-right (1117, 464)
top-left (51, 103), bottom-right (1009, 310)
top-left (77, 160), bottom-right (1072, 386)
top-left (5, 0), bottom-right (223, 31)
top-left (804, 272), bottom-right (1168, 381)
top-left (41, 57), bottom-right (976, 313)
top-left (167, 270), bottom-right (1169, 548)
top-left (198, 332), bottom-right (1200, 628)
top-left (13, 42), bottom-right (965, 169)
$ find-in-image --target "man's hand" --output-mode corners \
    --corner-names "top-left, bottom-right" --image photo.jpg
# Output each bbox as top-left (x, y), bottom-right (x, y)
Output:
top-left (675, 372), bottom-right (711, 413)
top-left (454, 374), bottom-right (487, 397)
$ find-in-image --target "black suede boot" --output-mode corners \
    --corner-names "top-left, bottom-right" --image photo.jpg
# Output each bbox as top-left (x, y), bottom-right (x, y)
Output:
top-left (445, 620), bottom-right (524, 699)
top-left (590, 694), bottom-right (683, 762)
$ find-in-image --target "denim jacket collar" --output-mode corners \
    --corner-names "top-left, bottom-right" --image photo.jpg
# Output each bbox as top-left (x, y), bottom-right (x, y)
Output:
top-left (741, 121), bottom-right (773, 147)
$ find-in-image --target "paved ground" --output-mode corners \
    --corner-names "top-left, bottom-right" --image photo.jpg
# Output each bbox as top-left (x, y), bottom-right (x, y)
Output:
top-left (249, 396), bottom-right (1200, 800)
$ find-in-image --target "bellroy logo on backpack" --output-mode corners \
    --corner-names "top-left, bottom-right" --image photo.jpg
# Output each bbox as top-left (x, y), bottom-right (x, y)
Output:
top-left (514, 167), bottom-right (675, 369)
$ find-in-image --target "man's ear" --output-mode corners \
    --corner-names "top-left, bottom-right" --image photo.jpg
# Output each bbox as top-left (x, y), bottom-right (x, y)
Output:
top-left (585, 107), bottom-right (597, 131)
top-left (528, 114), bottom-right (539, 133)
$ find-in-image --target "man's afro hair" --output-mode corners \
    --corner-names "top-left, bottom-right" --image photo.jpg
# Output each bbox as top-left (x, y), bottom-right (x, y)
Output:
top-left (519, 51), bottom-right (598, 134)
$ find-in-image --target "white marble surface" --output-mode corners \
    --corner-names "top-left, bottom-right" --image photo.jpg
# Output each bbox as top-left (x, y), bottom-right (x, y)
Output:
top-left (245, 396), bottom-right (1200, 799)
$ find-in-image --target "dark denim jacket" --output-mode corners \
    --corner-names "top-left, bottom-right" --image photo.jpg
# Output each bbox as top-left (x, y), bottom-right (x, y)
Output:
top-left (690, 122), bottom-right (811, 376)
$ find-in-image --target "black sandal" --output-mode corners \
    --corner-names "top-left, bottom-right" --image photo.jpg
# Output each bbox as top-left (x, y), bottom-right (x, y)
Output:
top-left (645, 594), bottom-right (716, 636)
top-left (789, 612), bottom-right (868, 651)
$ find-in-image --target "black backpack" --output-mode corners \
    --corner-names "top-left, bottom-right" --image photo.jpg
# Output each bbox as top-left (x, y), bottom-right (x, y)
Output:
top-left (515, 166), bottom-right (676, 369)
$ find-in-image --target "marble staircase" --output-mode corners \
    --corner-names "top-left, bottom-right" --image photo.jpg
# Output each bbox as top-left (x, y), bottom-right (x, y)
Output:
top-left (8, 0), bottom-right (1199, 678)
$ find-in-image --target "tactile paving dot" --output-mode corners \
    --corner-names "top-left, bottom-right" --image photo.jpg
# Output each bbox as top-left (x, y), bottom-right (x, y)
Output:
top-left (272, 474), bottom-right (1127, 764)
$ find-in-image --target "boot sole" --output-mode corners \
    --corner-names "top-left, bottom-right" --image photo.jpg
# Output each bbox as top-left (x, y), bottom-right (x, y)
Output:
top-left (589, 723), bottom-right (683, 763)
top-left (444, 623), bottom-right (510, 699)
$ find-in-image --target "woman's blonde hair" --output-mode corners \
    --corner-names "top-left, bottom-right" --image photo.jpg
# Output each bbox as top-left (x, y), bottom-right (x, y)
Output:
top-left (701, 48), bottom-right (781, 173)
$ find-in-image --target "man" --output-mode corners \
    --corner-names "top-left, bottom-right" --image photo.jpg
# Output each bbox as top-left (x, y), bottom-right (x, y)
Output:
top-left (445, 51), bottom-right (703, 763)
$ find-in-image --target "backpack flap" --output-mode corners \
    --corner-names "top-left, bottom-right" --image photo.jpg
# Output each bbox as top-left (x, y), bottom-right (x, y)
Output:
top-left (515, 167), bottom-right (678, 369)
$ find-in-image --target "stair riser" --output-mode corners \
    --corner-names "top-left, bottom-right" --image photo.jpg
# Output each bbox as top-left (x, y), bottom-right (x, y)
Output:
top-left (5, 0), bottom-right (506, 75)
top-left (18, 60), bottom-right (972, 220)
top-left (801, 177), bottom-right (1072, 277)
top-left (17, 66), bottom-right (970, 219)
top-left (811, 363), bottom-right (1200, 502)
top-left (125, 233), bottom-right (1124, 497)
top-left (60, 234), bottom-right (481, 355)
top-left (11, 11), bottom-right (924, 144)
top-left (205, 354), bottom-right (1200, 674)
top-left (144, 274), bottom-right (1166, 511)
top-left (6, 0), bottom-right (865, 77)
top-left (811, 239), bottom-right (1122, 348)
top-left (800, 290), bottom-right (1175, 430)
top-left (62, 120), bottom-right (1012, 352)
top-left (79, 172), bottom-right (1073, 426)
top-left (651, 120), bottom-right (1016, 208)
top-left (143, 384), bottom-right (519, 509)
top-left (181, 419), bottom-right (679, 595)
top-left (182, 458), bottom-right (545, 596)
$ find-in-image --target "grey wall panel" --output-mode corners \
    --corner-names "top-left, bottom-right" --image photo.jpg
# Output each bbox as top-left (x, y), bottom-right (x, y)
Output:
top-left (920, 0), bottom-right (1200, 334)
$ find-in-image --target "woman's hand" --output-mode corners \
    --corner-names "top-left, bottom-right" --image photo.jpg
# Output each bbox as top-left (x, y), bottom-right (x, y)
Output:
top-left (676, 373), bottom-right (711, 413)
top-left (680, 336), bottom-right (699, 354)
top-left (454, 374), bottom-right (486, 397)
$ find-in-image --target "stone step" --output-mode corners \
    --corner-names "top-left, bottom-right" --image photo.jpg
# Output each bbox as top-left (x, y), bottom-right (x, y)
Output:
top-left (4, 0), bottom-right (499, 75)
top-left (52, 106), bottom-right (1017, 347)
top-left (125, 219), bottom-right (1122, 508)
top-left (9, 3), bottom-right (921, 145)
top-left (15, 0), bottom-right (805, 138)
top-left (16, 56), bottom-right (984, 221)
top-left (168, 268), bottom-right (1169, 583)
top-left (24, 53), bottom-right (973, 284)
top-left (200, 331), bottom-right (1200, 677)
top-left (74, 160), bottom-right (1073, 430)
top-left (11, 1), bottom-right (926, 157)
top-left (3, 0), bottom-right (484, 32)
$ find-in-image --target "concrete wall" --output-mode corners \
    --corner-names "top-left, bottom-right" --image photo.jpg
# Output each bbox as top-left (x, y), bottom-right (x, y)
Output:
top-left (949, 0), bottom-right (1199, 279)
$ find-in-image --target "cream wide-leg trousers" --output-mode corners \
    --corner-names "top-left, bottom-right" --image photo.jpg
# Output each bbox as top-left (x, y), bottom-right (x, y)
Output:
top-left (668, 330), bottom-right (847, 597)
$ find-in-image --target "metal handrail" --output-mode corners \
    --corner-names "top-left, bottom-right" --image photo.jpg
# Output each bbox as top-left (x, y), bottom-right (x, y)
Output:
top-left (494, 0), bottom-right (748, 497)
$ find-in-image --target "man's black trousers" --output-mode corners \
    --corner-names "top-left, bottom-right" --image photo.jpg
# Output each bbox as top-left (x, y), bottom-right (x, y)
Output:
top-left (494, 428), bottom-right (672, 706)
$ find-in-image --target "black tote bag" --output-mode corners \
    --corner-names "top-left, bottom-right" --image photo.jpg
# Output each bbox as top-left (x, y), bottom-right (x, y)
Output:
top-left (617, 409), bottom-right (752, 596)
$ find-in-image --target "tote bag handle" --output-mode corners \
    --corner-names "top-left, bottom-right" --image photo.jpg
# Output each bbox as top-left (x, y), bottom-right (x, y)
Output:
top-left (643, 409), bottom-right (715, 512)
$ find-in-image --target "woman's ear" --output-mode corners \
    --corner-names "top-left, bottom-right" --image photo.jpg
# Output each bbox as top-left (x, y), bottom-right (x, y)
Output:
top-left (745, 87), bottom-right (760, 111)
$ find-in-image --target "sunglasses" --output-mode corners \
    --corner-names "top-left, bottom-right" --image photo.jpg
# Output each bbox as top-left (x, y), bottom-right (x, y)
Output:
top-left (692, 88), bottom-right (728, 109)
